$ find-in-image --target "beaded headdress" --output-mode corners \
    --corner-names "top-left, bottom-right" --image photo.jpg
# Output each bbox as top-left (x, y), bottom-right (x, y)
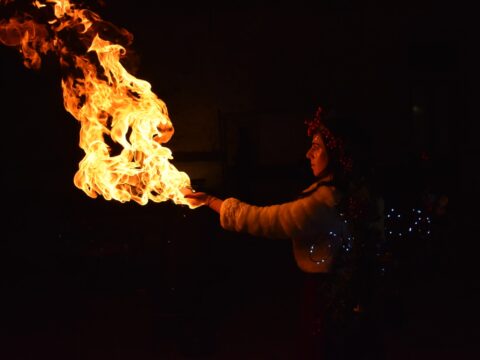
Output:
top-left (305, 106), bottom-right (353, 173)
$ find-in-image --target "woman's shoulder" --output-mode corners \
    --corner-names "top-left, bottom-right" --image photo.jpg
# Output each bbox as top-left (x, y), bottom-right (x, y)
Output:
top-left (300, 177), bottom-right (340, 205)
top-left (301, 174), bottom-right (335, 192)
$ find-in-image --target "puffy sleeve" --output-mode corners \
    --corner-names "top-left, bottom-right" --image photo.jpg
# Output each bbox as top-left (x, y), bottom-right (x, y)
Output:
top-left (219, 185), bottom-right (340, 239)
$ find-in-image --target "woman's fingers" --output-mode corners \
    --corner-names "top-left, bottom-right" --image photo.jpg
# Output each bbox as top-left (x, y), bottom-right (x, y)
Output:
top-left (183, 191), bottom-right (209, 207)
top-left (180, 187), bottom-right (195, 196)
top-left (184, 192), bottom-right (207, 199)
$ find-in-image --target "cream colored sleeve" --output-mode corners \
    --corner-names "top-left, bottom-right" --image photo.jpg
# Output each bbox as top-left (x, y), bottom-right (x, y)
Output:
top-left (219, 186), bottom-right (339, 239)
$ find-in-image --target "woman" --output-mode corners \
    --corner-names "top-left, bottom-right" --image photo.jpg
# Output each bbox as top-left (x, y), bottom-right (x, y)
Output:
top-left (184, 106), bottom-right (384, 359)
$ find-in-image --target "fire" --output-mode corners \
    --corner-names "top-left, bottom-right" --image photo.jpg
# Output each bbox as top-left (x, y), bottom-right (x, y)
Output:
top-left (0, 0), bottom-right (194, 206)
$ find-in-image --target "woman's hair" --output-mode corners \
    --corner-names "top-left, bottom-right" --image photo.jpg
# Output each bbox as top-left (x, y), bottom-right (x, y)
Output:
top-left (306, 107), bottom-right (370, 186)
top-left (305, 106), bottom-right (376, 221)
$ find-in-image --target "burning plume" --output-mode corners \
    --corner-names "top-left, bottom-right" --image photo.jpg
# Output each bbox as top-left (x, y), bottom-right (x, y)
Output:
top-left (0, 0), bottom-right (194, 206)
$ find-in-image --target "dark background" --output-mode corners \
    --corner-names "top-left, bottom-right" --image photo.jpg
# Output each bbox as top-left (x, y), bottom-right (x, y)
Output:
top-left (0, 0), bottom-right (475, 359)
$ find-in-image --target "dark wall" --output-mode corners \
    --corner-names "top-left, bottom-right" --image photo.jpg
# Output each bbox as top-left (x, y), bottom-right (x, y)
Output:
top-left (0, 0), bottom-right (472, 358)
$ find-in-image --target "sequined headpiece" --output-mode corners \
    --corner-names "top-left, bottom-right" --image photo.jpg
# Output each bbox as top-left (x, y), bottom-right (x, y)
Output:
top-left (305, 106), bottom-right (353, 173)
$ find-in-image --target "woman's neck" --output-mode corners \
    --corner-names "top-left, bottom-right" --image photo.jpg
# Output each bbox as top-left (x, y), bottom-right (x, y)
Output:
top-left (316, 172), bottom-right (334, 183)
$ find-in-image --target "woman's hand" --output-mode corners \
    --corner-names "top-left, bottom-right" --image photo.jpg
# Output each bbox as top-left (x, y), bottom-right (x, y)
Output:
top-left (181, 187), bottom-right (223, 213)
top-left (182, 188), bottom-right (210, 208)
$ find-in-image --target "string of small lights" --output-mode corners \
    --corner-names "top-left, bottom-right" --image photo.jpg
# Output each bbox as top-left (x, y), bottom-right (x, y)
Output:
top-left (308, 207), bottom-right (433, 272)
top-left (385, 207), bottom-right (432, 239)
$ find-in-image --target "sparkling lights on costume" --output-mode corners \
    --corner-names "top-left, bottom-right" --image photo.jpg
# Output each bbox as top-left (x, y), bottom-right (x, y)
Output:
top-left (385, 207), bottom-right (432, 240)
top-left (308, 212), bottom-right (354, 265)
top-left (308, 207), bottom-right (433, 273)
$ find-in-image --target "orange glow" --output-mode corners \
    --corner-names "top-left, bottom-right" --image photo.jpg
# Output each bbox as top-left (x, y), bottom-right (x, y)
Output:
top-left (1, 0), bottom-right (194, 206)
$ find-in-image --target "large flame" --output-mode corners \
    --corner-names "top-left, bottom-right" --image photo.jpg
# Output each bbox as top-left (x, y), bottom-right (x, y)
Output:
top-left (0, 0), bottom-right (193, 206)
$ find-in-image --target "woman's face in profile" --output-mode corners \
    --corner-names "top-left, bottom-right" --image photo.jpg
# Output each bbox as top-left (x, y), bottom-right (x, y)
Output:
top-left (306, 134), bottom-right (329, 177)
